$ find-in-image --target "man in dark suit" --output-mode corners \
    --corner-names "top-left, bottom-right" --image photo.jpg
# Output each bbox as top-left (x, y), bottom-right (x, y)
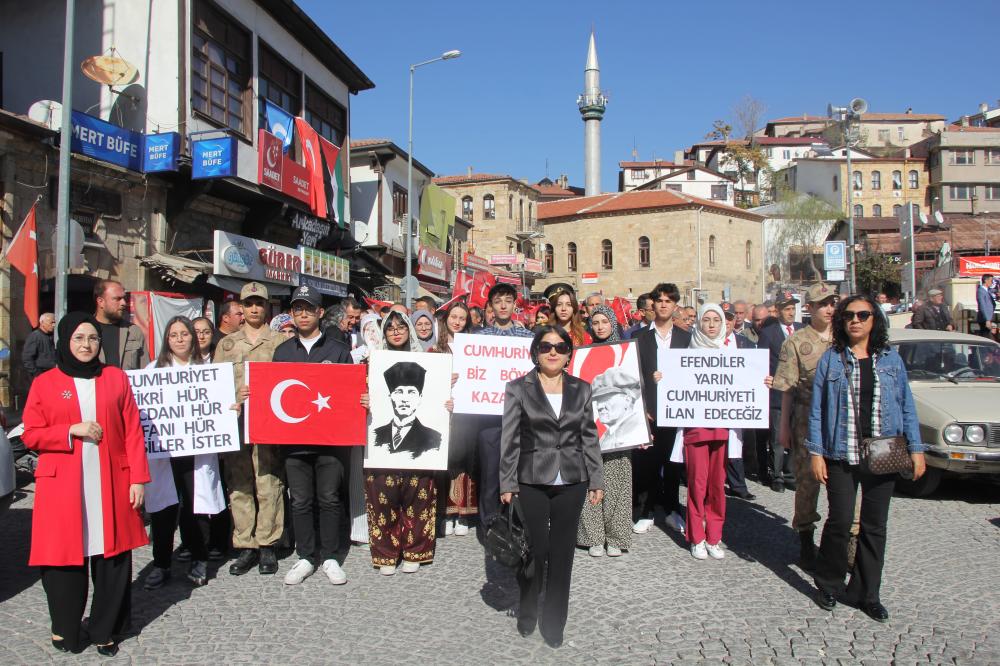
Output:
top-left (373, 362), bottom-right (442, 459)
top-left (633, 282), bottom-right (692, 534)
top-left (756, 290), bottom-right (804, 492)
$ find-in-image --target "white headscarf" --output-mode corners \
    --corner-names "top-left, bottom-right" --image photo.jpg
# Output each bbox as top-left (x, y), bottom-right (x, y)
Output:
top-left (378, 311), bottom-right (423, 353)
top-left (690, 303), bottom-right (727, 349)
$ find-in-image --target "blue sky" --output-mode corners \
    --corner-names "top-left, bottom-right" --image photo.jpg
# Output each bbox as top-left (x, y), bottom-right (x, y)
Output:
top-left (303, 0), bottom-right (999, 193)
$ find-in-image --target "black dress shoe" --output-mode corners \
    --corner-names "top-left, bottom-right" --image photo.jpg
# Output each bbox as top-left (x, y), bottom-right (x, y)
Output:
top-left (542, 633), bottom-right (563, 649)
top-left (814, 589), bottom-right (837, 611)
top-left (229, 549), bottom-right (259, 576)
top-left (861, 602), bottom-right (889, 623)
top-left (258, 546), bottom-right (278, 575)
top-left (771, 480), bottom-right (785, 493)
top-left (175, 545), bottom-right (192, 562)
top-left (96, 642), bottom-right (119, 657)
top-left (51, 638), bottom-right (69, 653)
top-left (517, 617), bottom-right (536, 638)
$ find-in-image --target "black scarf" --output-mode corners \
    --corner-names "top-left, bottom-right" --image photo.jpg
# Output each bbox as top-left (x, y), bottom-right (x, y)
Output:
top-left (56, 312), bottom-right (105, 379)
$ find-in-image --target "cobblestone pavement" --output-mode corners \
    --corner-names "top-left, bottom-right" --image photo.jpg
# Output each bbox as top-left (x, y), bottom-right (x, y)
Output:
top-left (1, 475), bottom-right (998, 665)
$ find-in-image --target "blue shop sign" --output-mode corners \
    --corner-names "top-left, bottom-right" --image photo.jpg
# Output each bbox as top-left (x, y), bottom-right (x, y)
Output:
top-left (299, 274), bottom-right (348, 297)
top-left (70, 111), bottom-right (143, 171)
top-left (192, 137), bottom-right (236, 179)
top-left (143, 132), bottom-right (180, 173)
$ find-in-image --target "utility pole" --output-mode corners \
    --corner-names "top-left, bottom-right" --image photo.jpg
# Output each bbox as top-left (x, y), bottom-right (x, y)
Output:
top-left (55, 0), bottom-right (76, 324)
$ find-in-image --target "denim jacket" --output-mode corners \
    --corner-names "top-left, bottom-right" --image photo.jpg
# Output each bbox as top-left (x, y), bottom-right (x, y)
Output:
top-left (806, 346), bottom-right (924, 460)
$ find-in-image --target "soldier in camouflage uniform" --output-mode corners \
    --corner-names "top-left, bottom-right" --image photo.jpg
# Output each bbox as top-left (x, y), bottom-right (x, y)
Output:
top-left (772, 282), bottom-right (841, 571)
top-left (214, 282), bottom-right (286, 576)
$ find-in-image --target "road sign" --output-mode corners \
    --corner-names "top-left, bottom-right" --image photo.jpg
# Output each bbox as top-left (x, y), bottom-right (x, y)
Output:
top-left (826, 270), bottom-right (846, 282)
top-left (824, 241), bottom-right (847, 271)
top-left (581, 272), bottom-right (599, 284)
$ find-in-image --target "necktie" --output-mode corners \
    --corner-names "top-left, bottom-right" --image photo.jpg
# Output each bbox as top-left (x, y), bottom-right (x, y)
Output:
top-left (786, 325), bottom-right (793, 336)
top-left (724, 337), bottom-right (730, 347)
top-left (392, 428), bottom-right (402, 449)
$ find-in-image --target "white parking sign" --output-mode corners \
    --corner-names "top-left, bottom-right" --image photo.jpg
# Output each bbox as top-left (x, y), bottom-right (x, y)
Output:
top-left (824, 241), bottom-right (847, 271)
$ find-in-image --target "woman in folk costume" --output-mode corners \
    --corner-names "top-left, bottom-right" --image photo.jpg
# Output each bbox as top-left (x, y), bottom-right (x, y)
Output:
top-left (143, 316), bottom-right (226, 590)
top-left (23, 312), bottom-right (150, 656)
top-left (577, 305), bottom-right (640, 557)
top-left (671, 303), bottom-right (771, 560)
top-left (364, 311), bottom-right (452, 575)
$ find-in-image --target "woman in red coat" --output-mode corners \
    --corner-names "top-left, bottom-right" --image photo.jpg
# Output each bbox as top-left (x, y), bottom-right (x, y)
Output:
top-left (23, 312), bottom-right (150, 656)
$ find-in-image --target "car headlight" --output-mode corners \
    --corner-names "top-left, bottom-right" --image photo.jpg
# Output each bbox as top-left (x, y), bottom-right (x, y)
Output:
top-left (944, 424), bottom-right (963, 443)
top-left (966, 425), bottom-right (986, 444)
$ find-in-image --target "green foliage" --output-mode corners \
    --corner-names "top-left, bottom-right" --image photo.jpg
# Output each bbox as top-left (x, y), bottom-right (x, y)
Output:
top-left (855, 251), bottom-right (900, 295)
top-left (768, 190), bottom-right (845, 282)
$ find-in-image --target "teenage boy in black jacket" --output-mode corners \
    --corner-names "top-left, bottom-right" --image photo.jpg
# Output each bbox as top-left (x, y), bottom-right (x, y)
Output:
top-left (272, 286), bottom-right (352, 586)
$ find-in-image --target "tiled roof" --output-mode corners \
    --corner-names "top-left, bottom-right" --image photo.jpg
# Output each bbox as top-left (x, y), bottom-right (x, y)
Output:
top-left (619, 160), bottom-right (690, 168)
top-left (942, 125), bottom-right (1000, 133)
top-left (538, 189), bottom-right (762, 221)
top-left (433, 173), bottom-right (541, 193)
top-left (350, 138), bottom-right (393, 148)
top-left (535, 184), bottom-right (579, 197)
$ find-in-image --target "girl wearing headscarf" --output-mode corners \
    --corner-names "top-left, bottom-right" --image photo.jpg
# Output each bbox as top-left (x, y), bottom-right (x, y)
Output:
top-left (411, 309), bottom-right (438, 351)
top-left (348, 312), bottom-right (382, 544)
top-left (577, 305), bottom-right (637, 557)
top-left (671, 304), bottom-right (771, 560)
top-left (22, 313), bottom-right (150, 656)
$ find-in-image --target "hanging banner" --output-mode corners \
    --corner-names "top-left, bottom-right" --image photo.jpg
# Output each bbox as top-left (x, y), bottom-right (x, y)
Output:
top-left (450, 333), bottom-right (534, 415)
top-left (959, 256), bottom-right (1000, 276)
top-left (192, 137), bottom-right (237, 179)
top-left (258, 129), bottom-right (312, 207)
top-left (463, 253), bottom-right (492, 272)
top-left (127, 363), bottom-right (241, 459)
top-left (70, 110), bottom-right (143, 171)
top-left (656, 349), bottom-right (770, 428)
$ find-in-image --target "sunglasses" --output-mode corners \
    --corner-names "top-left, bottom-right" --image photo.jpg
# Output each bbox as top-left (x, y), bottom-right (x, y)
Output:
top-left (538, 341), bottom-right (571, 355)
top-left (843, 310), bottom-right (874, 322)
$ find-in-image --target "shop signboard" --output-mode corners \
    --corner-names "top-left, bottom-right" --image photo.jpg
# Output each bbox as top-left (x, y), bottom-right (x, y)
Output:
top-left (523, 258), bottom-right (544, 273)
top-left (463, 253), bottom-right (491, 272)
top-left (581, 272), bottom-right (599, 284)
top-left (213, 230), bottom-right (300, 286)
top-left (490, 253), bottom-right (517, 265)
top-left (289, 210), bottom-right (332, 248)
top-left (257, 129), bottom-right (312, 209)
top-left (417, 245), bottom-right (452, 282)
top-left (299, 246), bottom-right (349, 296)
top-left (192, 137), bottom-right (237, 179)
top-left (70, 110), bottom-right (143, 171)
top-left (142, 132), bottom-right (180, 172)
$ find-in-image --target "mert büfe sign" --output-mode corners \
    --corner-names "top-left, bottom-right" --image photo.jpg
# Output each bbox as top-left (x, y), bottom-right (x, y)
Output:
top-left (213, 229), bottom-right (300, 286)
top-left (450, 333), bottom-right (534, 415)
top-left (192, 136), bottom-right (237, 179)
top-left (127, 363), bottom-right (241, 459)
top-left (69, 111), bottom-right (180, 174)
top-left (656, 348), bottom-right (769, 429)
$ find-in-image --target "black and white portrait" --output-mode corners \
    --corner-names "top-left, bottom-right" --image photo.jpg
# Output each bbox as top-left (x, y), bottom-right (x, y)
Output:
top-left (569, 342), bottom-right (650, 452)
top-left (366, 350), bottom-right (451, 470)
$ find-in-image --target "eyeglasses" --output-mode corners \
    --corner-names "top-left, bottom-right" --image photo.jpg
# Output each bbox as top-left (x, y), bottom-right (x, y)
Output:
top-left (168, 332), bottom-right (192, 340)
top-left (386, 325), bottom-right (408, 335)
top-left (538, 341), bottom-right (570, 355)
top-left (71, 335), bottom-right (100, 344)
top-left (844, 310), bottom-right (874, 322)
top-left (194, 329), bottom-right (212, 337)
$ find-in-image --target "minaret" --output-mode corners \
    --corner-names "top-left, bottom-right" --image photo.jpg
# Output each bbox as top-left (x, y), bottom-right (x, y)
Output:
top-left (578, 29), bottom-right (607, 197)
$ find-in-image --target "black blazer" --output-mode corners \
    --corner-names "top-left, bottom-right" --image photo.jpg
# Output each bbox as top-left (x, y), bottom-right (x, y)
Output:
top-left (635, 323), bottom-right (692, 419)
top-left (757, 321), bottom-right (804, 406)
top-left (499, 372), bottom-right (604, 494)
top-left (372, 418), bottom-right (442, 459)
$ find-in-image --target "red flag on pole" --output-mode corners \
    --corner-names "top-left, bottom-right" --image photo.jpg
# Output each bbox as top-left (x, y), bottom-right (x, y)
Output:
top-left (467, 270), bottom-right (495, 309)
top-left (436, 293), bottom-right (465, 313)
top-left (5, 203), bottom-right (39, 327)
top-left (364, 297), bottom-right (393, 312)
top-left (246, 362), bottom-right (368, 445)
top-left (611, 297), bottom-right (633, 328)
top-left (453, 269), bottom-right (474, 298)
top-left (294, 118), bottom-right (328, 219)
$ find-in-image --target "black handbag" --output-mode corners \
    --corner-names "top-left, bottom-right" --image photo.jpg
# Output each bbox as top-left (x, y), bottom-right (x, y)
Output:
top-left (484, 497), bottom-right (532, 577)
top-left (842, 352), bottom-right (914, 478)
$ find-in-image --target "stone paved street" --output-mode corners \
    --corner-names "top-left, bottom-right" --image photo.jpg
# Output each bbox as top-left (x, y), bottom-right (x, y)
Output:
top-left (1, 475), bottom-right (999, 664)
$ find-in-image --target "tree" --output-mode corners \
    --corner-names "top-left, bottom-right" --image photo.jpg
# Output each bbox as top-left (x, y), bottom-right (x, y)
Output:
top-left (855, 250), bottom-right (900, 296)
top-left (767, 189), bottom-right (844, 283)
top-left (707, 98), bottom-right (772, 208)
top-left (732, 95), bottom-right (767, 140)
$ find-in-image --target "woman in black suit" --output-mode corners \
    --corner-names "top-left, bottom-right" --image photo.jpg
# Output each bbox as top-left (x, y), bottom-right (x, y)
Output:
top-left (500, 326), bottom-right (605, 648)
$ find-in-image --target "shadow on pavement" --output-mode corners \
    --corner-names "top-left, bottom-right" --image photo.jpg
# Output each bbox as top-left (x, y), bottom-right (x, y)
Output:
top-left (0, 507), bottom-right (39, 604)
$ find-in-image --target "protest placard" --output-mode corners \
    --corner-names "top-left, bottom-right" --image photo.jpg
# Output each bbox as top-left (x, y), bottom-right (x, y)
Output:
top-left (569, 341), bottom-right (650, 451)
top-left (656, 348), bottom-right (769, 429)
top-left (450, 333), bottom-right (534, 415)
top-left (127, 363), bottom-right (241, 459)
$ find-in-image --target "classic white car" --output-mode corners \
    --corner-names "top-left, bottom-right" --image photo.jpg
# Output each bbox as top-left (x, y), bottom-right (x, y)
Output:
top-left (890, 328), bottom-right (1000, 496)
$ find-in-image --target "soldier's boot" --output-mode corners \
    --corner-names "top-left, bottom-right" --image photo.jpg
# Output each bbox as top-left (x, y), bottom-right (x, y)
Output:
top-left (798, 530), bottom-right (817, 572)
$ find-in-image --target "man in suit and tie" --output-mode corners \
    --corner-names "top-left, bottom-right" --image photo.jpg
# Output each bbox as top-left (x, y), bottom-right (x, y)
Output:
top-left (633, 282), bottom-right (692, 534)
top-left (756, 290), bottom-right (804, 492)
top-left (373, 362), bottom-right (442, 460)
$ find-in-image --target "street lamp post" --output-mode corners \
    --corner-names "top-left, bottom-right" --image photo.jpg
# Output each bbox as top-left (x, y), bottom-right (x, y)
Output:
top-left (405, 49), bottom-right (461, 309)
top-left (829, 100), bottom-right (866, 293)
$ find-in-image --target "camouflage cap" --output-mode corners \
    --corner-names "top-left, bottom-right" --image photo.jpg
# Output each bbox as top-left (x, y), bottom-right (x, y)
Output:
top-left (805, 282), bottom-right (836, 303)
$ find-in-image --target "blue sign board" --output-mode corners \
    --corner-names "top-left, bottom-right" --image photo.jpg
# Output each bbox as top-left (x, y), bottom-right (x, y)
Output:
top-left (70, 111), bottom-right (144, 171)
top-left (824, 241), bottom-right (847, 271)
top-left (299, 274), bottom-right (348, 297)
top-left (192, 137), bottom-right (237, 179)
top-left (143, 132), bottom-right (180, 173)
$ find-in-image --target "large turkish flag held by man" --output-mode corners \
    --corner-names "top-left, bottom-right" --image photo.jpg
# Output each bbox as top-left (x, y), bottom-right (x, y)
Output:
top-left (246, 362), bottom-right (367, 445)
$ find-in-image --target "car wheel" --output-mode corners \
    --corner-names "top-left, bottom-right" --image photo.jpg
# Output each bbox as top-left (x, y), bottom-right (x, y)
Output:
top-left (898, 466), bottom-right (942, 497)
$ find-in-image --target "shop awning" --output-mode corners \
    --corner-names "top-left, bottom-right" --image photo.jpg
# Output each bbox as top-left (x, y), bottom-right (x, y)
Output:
top-left (139, 252), bottom-right (211, 285)
top-left (206, 274), bottom-right (294, 297)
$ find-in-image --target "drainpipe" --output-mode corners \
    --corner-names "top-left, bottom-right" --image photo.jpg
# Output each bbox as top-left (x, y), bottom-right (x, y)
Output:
top-left (696, 205), bottom-right (704, 294)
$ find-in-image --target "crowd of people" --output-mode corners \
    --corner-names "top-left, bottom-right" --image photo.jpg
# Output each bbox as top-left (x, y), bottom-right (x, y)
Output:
top-left (18, 276), bottom-right (928, 653)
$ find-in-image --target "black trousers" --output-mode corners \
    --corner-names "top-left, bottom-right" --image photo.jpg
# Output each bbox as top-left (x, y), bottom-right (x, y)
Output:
top-left (40, 551), bottom-right (131, 650)
top-left (517, 482), bottom-right (587, 641)
top-left (752, 428), bottom-right (770, 481)
top-left (149, 458), bottom-right (214, 567)
top-left (769, 406), bottom-right (793, 485)
top-left (814, 459), bottom-right (896, 604)
top-left (285, 449), bottom-right (348, 564)
top-left (477, 422), bottom-right (503, 525)
top-left (725, 458), bottom-right (749, 494)
top-left (633, 426), bottom-right (682, 518)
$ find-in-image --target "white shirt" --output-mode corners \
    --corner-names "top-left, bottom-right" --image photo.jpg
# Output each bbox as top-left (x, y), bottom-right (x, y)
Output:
top-left (545, 393), bottom-right (566, 486)
top-left (781, 323), bottom-right (795, 339)
top-left (649, 321), bottom-right (673, 351)
top-left (299, 334), bottom-right (320, 354)
top-left (75, 377), bottom-right (104, 557)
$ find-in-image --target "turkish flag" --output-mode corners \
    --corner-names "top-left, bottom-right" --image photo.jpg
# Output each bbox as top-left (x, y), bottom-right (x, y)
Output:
top-left (611, 297), bottom-right (633, 328)
top-left (294, 118), bottom-right (328, 219)
top-left (453, 269), bottom-right (474, 298)
top-left (246, 362), bottom-right (367, 445)
top-left (4, 203), bottom-right (39, 327)
top-left (364, 297), bottom-right (393, 312)
top-left (467, 270), bottom-right (495, 309)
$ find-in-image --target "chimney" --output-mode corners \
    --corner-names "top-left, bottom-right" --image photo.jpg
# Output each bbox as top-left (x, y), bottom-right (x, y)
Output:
top-left (674, 150), bottom-right (685, 165)
top-left (557, 174), bottom-right (569, 189)
top-left (467, 166), bottom-right (473, 177)
top-left (905, 147), bottom-right (911, 158)
top-left (960, 116), bottom-right (970, 127)
top-left (980, 102), bottom-right (989, 115)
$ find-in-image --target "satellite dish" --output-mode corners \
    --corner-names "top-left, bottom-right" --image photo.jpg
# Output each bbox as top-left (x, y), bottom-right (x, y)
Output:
top-left (81, 54), bottom-right (138, 87)
top-left (27, 100), bottom-right (63, 130)
top-left (919, 211), bottom-right (929, 226)
top-left (50, 219), bottom-right (87, 269)
top-left (850, 98), bottom-right (868, 115)
top-left (934, 211), bottom-right (945, 225)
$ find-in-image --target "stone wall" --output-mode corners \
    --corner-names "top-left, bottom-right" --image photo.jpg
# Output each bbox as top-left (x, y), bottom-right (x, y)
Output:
top-left (436, 178), bottom-right (541, 259)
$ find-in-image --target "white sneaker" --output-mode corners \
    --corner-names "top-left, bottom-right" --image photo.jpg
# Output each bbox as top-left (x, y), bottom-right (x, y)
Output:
top-left (706, 542), bottom-right (725, 560)
top-left (606, 545), bottom-right (623, 557)
top-left (321, 559), bottom-right (348, 585)
top-left (379, 565), bottom-right (396, 576)
top-left (283, 559), bottom-right (315, 585)
top-left (632, 517), bottom-right (654, 534)
top-left (588, 545), bottom-right (605, 557)
top-left (453, 520), bottom-right (470, 536)
top-left (444, 520), bottom-right (455, 536)
top-left (691, 541), bottom-right (709, 560)
top-left (665, 511), bottom-right (686, 533)
top-left (400, 560), bottom-right (420, 574)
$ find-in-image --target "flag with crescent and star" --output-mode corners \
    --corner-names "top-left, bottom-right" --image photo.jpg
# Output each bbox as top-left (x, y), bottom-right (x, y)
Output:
top-left (245, 362), bottom-right (367, 445)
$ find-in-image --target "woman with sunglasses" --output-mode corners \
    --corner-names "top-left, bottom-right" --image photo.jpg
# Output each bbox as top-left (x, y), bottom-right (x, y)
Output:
top-left (808, 295), bottom-right (925, 622)
top-left (548, 290), bottom-right (591, 347)
top-left (500, 326), bottom-right (604, 648)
